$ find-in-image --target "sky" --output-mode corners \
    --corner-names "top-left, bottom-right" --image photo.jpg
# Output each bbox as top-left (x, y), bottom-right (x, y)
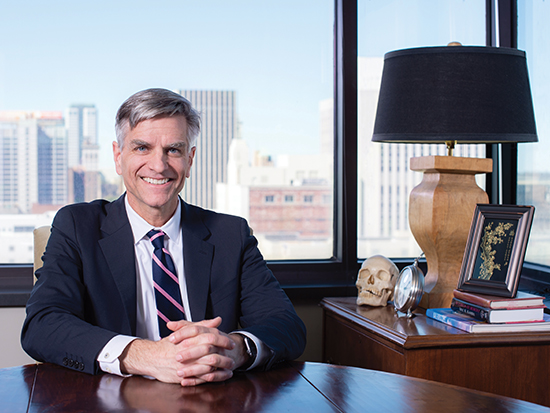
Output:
top-left (0, 0), bottom-right (333, 170)
top-left (0, 0), bottom-right (547, 173)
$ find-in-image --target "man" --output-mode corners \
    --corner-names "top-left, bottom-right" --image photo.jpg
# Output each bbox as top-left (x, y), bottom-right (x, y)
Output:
top-left (21, 88), bottom-right (306, 386)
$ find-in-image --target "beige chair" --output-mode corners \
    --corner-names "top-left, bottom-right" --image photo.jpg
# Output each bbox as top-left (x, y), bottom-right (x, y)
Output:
top-left (33, 226), bottom-right (51, 283)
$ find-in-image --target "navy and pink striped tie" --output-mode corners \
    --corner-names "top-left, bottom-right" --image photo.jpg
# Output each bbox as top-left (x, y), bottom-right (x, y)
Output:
top-left (147, 229), bottom-right (185, 337)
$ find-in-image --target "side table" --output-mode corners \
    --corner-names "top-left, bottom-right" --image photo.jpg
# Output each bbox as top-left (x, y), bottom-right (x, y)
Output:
top-left (321, 296), bottom-right (550, 407)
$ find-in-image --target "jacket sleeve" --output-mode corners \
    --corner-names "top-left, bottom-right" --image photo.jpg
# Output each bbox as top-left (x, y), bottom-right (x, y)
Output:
top-left (235, 219), bottom-right (307, 370)
top-left (21, 206), bottom-right (119, 375)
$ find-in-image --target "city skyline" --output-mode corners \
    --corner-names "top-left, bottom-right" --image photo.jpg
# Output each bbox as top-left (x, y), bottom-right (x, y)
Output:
top-left (0, 88), bottom-right (337, 263)
top-left (0, 1), bottom-right (334, 170)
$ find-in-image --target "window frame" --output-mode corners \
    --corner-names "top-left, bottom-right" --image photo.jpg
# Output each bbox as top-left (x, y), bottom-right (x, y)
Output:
top-left (3, 0), bottom-right (549, 307)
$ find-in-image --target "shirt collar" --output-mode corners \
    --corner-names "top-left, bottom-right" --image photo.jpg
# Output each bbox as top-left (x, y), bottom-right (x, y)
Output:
top-left (124, 195), bottom-right (182, 244)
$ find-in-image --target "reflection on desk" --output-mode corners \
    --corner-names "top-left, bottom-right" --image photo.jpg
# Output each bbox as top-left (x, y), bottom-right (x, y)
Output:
top-left (1, 361), bottom-right (549, 413)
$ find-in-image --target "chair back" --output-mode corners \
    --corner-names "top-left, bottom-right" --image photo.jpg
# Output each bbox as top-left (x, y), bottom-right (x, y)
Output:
top-left (33, 226), bottom-right (51, 283)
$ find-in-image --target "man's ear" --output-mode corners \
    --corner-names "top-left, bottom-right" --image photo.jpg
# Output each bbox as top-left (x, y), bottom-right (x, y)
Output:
top-left (113, 141), bottom-right (123, 175)
top-left (186, 146), bottom-right (196, 178)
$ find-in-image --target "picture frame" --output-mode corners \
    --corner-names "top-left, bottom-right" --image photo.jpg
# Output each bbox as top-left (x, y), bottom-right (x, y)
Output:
top-left (456, 204), bottom-right (535, 298)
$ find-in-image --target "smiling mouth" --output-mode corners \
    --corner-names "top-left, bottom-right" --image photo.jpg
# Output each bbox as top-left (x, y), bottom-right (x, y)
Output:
top-left (142, 177), bottom-right (171, 185)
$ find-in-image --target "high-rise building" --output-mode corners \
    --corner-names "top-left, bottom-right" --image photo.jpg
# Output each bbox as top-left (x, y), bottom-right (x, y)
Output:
top-left (319, 99), bottom-right (333, 156)
top-left (0, 111), bottom-right (67, 213)
top-left (0, 118), bottom-right (18, 213)
top-left (66, 104), bottom-right (97, 168)
top-left (36, 116), bottom-right (67, 206)
top-left (175, 90), bottom-right (237, 209)
top-left (66, 104), bottom-right (101, 202)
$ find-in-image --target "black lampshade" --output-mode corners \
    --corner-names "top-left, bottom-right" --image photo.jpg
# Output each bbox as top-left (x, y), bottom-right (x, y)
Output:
top-left (372, 46), bottom-right (538, 144)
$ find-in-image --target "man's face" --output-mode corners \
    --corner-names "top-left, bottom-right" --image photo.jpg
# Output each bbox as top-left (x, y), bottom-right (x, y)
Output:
top-left (113, 115), bottom-right (195, 226)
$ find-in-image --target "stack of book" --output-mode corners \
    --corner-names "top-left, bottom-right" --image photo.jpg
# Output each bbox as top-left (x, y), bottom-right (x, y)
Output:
top-left (426, 290), bottom-right (550, 333)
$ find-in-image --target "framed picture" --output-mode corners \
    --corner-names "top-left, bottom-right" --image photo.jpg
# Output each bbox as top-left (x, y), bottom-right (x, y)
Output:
top-left (457, 204), bottom-right (535, 297)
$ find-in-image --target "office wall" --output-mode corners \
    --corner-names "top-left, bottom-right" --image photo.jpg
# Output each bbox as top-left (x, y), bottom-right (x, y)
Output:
top-left (0, 307), bottom-right (35, 368)
top-left (293, 299), bottom-right (324, 363)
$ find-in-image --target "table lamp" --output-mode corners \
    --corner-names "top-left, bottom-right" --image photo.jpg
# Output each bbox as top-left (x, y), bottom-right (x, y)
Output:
top-left (372, 45), bottom-right (537, 308)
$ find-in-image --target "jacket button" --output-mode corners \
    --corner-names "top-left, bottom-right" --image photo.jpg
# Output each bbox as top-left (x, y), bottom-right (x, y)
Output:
top-left (62, 357), bottom-right (68, 366)
top-left (73, 361), bottom-right (80, 370)
top-left (68, 359), bottom-right (74, 367)
top-left (79, 363), bottom-right (85, 371)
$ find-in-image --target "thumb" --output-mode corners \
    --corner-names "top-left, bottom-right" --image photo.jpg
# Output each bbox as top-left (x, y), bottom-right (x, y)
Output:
top-left (197, 316), bottom-right (223, 328)
top-left (166, 319), bottom-right (191, 332)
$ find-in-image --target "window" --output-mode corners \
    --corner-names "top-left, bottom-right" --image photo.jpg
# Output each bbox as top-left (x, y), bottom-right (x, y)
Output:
top-left (285, 195), bottom-right (294, 203)
top-left (0, 0), bottom-right (334, 264)
top-left (518, 1), bottom-right (550, 266)
top-left (3, 1), bottom-right (548, 300)
top-left (357, 0), bottom-right (486, 259)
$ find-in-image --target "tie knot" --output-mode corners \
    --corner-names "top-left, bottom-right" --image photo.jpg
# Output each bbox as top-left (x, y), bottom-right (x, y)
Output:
top-left (147, 229), bottom-right (165, 249)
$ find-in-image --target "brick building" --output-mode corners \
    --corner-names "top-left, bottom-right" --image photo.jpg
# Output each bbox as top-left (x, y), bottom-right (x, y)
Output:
top-left (249, 185), bottom-right (332, 241)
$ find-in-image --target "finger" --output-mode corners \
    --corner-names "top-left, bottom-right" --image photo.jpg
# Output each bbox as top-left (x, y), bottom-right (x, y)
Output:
top-left (176, 346), bottom-right (237, 369)
top-left (180, 369), bottom-right (234, 387)
top-left (177, 355), bottom-right (234, 378)
top-left (166, 319), bottom-right (193, 332)
top-left (176, 343), bottom-right (215, 363)
top-left (169, 325), bottom-right (234, 349)
top-left (167, 316), bottom-right (222, 333)
top-left (198, 316), bottom-right (222, 328)
top-left (168, 316), bottom-right (222, 331)
top-left (178, 363), bottom-right (218, 379)
top-left (174, 331), bottom-right (236, 355)
top-left (167, 316), bottom-right (223, 340)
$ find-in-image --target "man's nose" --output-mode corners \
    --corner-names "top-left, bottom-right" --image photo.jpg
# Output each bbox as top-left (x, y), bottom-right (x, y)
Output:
top-left (149, 149), bottom-right (169, 171)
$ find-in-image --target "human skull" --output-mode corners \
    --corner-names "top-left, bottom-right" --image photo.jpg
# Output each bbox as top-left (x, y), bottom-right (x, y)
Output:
top-left (356, 255), bottom-right (399, 307)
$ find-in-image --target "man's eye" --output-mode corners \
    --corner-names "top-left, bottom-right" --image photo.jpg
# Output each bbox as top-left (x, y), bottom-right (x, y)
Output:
top-left (168, 148), bottom-right (181, 154)
top-left (136, 146), bottom-right (147, 152)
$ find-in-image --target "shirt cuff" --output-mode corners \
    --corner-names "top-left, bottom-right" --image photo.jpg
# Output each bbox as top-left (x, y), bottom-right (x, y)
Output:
top-left (97, 335), bottom-right (138, 376)
top-left (233, 331), bottom-right (268, 371)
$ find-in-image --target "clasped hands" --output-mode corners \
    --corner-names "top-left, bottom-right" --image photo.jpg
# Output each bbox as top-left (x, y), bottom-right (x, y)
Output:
top-left (120, 316), bottom-right (249, 386)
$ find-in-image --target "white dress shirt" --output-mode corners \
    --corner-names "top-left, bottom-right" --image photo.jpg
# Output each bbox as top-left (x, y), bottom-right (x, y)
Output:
top-left (98, 197), bottom-right (266, 376)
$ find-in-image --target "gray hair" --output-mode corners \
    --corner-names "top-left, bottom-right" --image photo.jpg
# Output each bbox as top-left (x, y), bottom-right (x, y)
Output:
top-left (115, 88), bottom-right (201, 150)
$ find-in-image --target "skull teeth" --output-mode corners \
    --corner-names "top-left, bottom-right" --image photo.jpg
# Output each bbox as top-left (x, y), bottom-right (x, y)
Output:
top-left (364, 289), bottom-right (384, 297)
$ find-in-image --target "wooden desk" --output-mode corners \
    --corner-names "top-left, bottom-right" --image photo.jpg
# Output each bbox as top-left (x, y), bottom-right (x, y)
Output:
top-left (321, 297), bottom-right (550, 408)
top-left (2, 361), bottom-right (549, 412)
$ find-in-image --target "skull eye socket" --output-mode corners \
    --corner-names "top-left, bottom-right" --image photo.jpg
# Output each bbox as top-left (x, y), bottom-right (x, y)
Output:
top-left (358, 269), bottom-right (372, 280)
top-left (375, 270), bottom-right (391, 281)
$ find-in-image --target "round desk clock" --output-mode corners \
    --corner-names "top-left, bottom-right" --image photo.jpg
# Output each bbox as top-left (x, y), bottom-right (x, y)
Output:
top-left (394, 254), bottom-right (425, 318)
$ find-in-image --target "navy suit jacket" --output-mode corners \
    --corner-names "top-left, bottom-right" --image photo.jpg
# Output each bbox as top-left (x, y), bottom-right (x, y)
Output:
top-left (21, 195), bottom-right (306, 375)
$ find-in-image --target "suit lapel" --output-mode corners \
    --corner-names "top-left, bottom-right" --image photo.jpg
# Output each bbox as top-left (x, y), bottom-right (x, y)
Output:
top-left (98, 195), bottom-right (137, 335)
top-left (181, 201), bottom-right (213, 322)
top-left (95, 196), bottom-right (212, 331)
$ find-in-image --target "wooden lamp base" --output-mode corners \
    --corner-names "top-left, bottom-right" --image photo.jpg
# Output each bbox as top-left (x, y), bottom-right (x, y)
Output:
top-left (409, 156), bottom-right (493, 309)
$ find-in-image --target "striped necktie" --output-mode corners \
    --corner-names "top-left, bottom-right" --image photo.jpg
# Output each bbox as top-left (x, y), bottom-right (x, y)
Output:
top-left (147, 229), bottom-right (185, 338)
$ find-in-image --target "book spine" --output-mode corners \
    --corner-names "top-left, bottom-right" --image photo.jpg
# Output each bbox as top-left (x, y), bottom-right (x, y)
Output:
top-left (453, 290), bottom-right (491, 308)
top-left (426, 309), bottom-right (473, 332)
top-left (451, 298), bottom-right (489, 322)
